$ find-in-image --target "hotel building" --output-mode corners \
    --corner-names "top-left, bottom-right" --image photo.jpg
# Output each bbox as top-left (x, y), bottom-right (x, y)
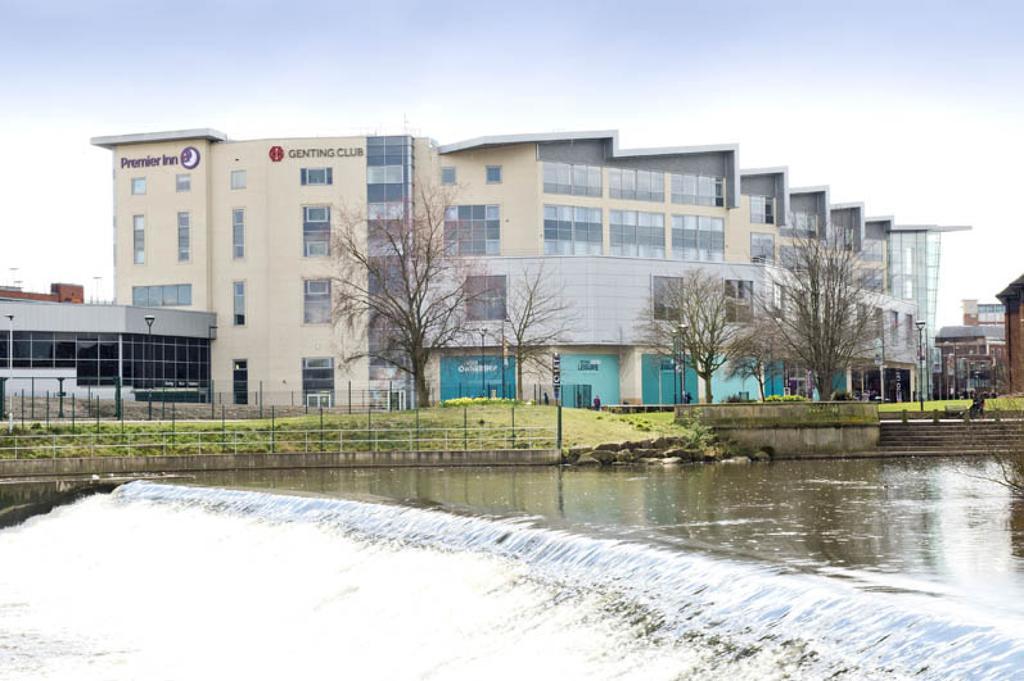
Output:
top-left (86, 128), bottom-right (964, 406)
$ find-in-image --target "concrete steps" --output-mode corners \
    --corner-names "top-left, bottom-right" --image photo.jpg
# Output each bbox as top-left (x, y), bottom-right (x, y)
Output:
top-left (877, 421), bottom-right (1024, 455)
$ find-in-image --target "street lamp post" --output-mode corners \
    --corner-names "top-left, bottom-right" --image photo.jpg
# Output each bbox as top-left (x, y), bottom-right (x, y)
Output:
top-left (144, 314), bottom-right (155, 420)
top-left (478, 329), bottom-right (487, 398)
top-left (915, 321), bottom-right (926, 412)
top-left (677, 322), bottom-right (688, 405)
top-left (5, 313), bottom-right (12, 433)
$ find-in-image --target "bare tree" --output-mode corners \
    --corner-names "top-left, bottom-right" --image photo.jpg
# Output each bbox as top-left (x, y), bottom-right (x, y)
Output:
top-left (762, 228), bottom-right (877, 400)
top-left (727, 316), bottom-right (784, 401)
top-left (502, 264), bottom-right (575, 400)
top-left (331, 183), bottom-right (479, 407)
top-left (638, 269), bottom-right (739, 404)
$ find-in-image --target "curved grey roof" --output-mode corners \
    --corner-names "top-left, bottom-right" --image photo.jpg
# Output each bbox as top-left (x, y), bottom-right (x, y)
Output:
top-left (90, 128), bottom-right (228, 150)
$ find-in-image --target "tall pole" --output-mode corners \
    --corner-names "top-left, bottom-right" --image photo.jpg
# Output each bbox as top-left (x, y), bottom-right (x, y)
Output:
top-left (916, 321), bottom-right (926, 411)
top-left (478, 329), bottom-right (486, 398)
top-left (678, 322), bottom-right (688, 404)
top-left (5, 314), bottom-right (12, 433)
top-left (145, 314), bottom-right (155, 420)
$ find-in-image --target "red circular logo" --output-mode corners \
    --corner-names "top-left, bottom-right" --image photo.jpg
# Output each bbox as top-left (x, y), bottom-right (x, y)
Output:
top-left (268, 146), bottom-right (284, 162)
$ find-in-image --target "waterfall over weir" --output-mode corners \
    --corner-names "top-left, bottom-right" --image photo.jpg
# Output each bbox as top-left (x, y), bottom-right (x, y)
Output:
top-left (1, 480), bottom-right (1023, 680)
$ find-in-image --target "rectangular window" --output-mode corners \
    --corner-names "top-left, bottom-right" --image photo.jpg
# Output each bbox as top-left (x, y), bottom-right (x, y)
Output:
top-left (610, 210), bottom-right (664, 257)
top-left (300, 167), bottom-right (333, 186)
top-left (466, 275), bottom-right (507, 321)
top-left (444, 205), bottom-right (500, 255)
top-left (177, 212), bottom-right (190, 262)
top-left (302, 357), bottom-right (335, 398)
top-left (131, 284), bottom-right (192, 307)
top-left (303, 279), bottom-right (332, 324)
top-left (671, 214), bottom-right (723, 261)
top-left (230, 169), bottom-right (247, 190)
top-left (233, 360), bottom-right (248, 405)
top-left (232, 209), bottom-right (245, 259)
top-left (486, 165), bottom-right (502, 183)
top-left (671, 174), bottom-right (724, 206)
top-left (132, 215), bottom-right (145, 264)
top-left (652, 276), bottom-right (681, 321)
top-left (176, 174), bottom-right (191, 192)
top-left (750, 232), bottom-right (774, 264)
top-left (542, 162), bottom-right (601, 197)
top-left (725, 280), bottom-right (754, 323)
top-left (749, 195), bottom-right (774, 224)
top-left (543, 205), bottom-right (602, 255)
top-left (861, 239), bottom-right (884, 262)
top-left (131, 177), bottom-right (146, 195)
top-left (302, 206), bottom-right (330, 257)
top-left (786, 212), bottom-right (819, 237)
top-left (441, 166), bottom-right (456, 185)
top-left (367, 165), bottom-right (404, 184)
top-left (233, 281), bottom-right (246, 326)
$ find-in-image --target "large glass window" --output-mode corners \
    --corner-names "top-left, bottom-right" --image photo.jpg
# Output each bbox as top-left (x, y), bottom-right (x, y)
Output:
top-left (233, 281), bottom-right (246, 326)
top-left (233, 359), bottom-right (248, 405)
top-left (300, 167), bottom-right (333, 185)
top-left (303, 206), bottom-right (330, 257)
top-left (367, 165), bottom-right (403, 184)
top-left (177, 212), bottom-right (190, 262)
top-left (750, 232), bottom-right (774, 264)
top-left (232, 209), bottom-right (245, 259)
top-left (230, 169), bottom-right (246, 190)
top-left (132, 215), bottom-right (145, 264)
top-left (444, 205), bottom-right (500, 255)
top-left (610, 210), bottom-right (664, 257)
top-left (652, 276), bottom-right (680, 320)
top-left (303, 279), bottom-right (331, 324)
top-left (725, 280), bottom-right (754, 323)
top-left (131, 177), bottom-right (146, 195)
top-left (671, 173), bottom-right (724, 206)
top-left (786, 212), bottom-right (819, 237)
top-left (132, 284), bottom-right (192, 307)
top-left (861, 239), bottom-right (884, 262)
top-left (543, 205), bottom-right (602, 255)
top-left (609, 169), bottom-right (663, 201)
top-left (749, 195), bottom-right (774, 224)
top-left (542, 162), bottom-right (601, 197)
top-left (466, 275), bottom-right (507, 321)
top-left (302, 357), bottom-right (335, 397)
top-left (671, 214), bottom-right (723, 261)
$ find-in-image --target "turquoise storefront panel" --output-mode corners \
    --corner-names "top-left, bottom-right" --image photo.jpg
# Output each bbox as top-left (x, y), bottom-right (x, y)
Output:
top-left (641, 354), bottom-right (697, 404)
top-left (559, 354), bottom-right (620, 407)
top-left (440, 356), bottom-right (516, 402)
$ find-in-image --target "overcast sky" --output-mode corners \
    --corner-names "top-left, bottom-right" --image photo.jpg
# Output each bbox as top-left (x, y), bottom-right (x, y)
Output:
top-left (1, 0), bottom-right (1021, 326)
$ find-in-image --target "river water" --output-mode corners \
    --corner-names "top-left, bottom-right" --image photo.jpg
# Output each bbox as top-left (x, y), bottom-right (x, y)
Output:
top-left (2, 457), bottom-right (1024, 679)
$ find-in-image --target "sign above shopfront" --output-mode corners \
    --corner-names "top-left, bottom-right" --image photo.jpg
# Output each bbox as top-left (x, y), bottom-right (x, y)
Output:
top-left (268, 145), bottom-right (364, 162)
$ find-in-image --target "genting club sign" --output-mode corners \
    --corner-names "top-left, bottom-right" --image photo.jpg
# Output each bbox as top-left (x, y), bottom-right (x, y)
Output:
top-left (268, 145), bottom-right (363, 161)
top-left (120, 146), bottom-right (201, 170)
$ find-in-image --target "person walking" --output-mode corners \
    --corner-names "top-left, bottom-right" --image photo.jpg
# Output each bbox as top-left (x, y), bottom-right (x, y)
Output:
top-left (593, 395), bottom-right (601, 411)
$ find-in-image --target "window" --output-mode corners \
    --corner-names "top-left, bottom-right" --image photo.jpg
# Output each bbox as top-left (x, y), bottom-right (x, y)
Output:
top-left (609, 169), bottom-right (663, 201)
top-left (652, 276), bottom-right (681, 320)
top-left (303, 279), bottom-right (331, 324)
top-left (466, 275), bottom-right (507, 321)
top-left (131, 177), bottom-right (146, 195)
top-left (132, 215), bottom-right (145, 264)
top-left (233, 281), bottom-right (246, 326)
top-left (610, 210), bottom-right (664, 257)
top-left (861, 268), bottom-right (884, 292)
top-left (303, 206), bottom-right (330, 257)
top-left (233, 360), bottom-right (248, 405)
top-left (444, 205), bottom-right (500, 255)
top-left (176, 174), bottom-right (191, 192)
top-left (441, 166), bottom-right (456, 185)
top-left (486, 165), bottom-right (502, 183)
top-left (671, 174), bottom-right (724, 206)
top-left (302, 357), bottom-right (335, 398)
top-left (786, 212), bottom-right (818, 237)
top-left (131, 284), bottom-right (192, 307)
top-left (725, 280), bottom-right (754, 323)
top-left (861, 239), bottom-right (883, 262)
top-left (300, 167), bottom-right (333, 186)
top-left (232, 209), bottom-right (245, 259)
top-left (367, 165), bottom-right (403, 184)
top-left (542, 162), bottom-right (601, 197)
top-left (671, 214), bottom-right (723, 261)
top-left (230, 169), bottom-right (246, 190)
top-left (177, 212), bottom-right (190, 262)
top-left (543, 205), bottom-right (602, 255)
top-left (749, 195), bottom-right (774, 224)
top-left (750, 233), bottom-right (774, 264)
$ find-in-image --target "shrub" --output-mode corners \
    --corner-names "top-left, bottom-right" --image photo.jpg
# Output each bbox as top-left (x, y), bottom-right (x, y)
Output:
top-left (832, 391), bottom-right (852, 401)
top-left (764, 394), bottom-right (808, 403)
top-left (440, 397), bottom-right (522, 408)
top-left (725, 395), bottom-right (756, 403)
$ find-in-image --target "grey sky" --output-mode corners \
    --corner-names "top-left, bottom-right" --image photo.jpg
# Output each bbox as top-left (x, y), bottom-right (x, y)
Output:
top-left (2, 0), bottom-right (1021, 324)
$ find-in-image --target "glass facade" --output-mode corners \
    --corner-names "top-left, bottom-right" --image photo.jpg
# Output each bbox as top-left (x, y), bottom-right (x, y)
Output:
top-left (542, 162), bottom-right (601, 197)
top-left (444, 205), bottom-right (500, 255)
top-left (670, 173), bottom-right (724, 206)
top-left (888, 229), bottom-right (942, 395)
top-left (543, 205), bottom-right (602, 255)
top-left (610, 210), bottom-right (664, 257)
top-left (670, 214), bottom-right (724, 261)
top-left (132, 284), bottom-right (192, 307)
top-left (465, 275), bottom-right (507, 321)
top-left (750, 232), bottom-right (774, 264)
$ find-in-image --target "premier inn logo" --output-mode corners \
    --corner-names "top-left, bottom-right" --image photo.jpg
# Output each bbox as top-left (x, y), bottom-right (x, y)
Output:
top-left (268, 145), bottom-right (363, 161)
top-left (120, 146), bottom-right (201, 170)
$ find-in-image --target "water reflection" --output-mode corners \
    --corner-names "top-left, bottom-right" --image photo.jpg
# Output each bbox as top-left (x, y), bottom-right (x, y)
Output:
top-left (192, 456), bottom-right (1024, 617)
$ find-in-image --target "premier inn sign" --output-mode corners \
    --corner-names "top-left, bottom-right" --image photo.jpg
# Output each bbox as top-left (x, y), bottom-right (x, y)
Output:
top-left (120, 146), bottom-right (201, 170)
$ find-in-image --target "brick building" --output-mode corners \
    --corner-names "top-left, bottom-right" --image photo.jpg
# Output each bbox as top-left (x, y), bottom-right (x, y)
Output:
top-left (997, 275), bottom-right (1024, 394)
top-left (0, 283), bottom-right (84, 304)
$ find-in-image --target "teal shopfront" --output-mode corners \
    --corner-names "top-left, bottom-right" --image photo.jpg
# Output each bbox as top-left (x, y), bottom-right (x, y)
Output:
top-left (558, 354), bottom-right (620, 407)
top-left (641, 354), bottom-right (698, 404)
top-left (439, 356), bottom-right (516, 402)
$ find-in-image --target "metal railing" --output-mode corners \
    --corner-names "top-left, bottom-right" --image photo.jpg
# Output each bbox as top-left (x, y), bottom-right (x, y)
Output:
top-left (0, 425), bottom-right (556, 460)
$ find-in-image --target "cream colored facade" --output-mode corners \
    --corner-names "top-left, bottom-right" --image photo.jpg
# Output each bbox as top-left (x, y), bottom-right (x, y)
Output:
top-left (93, 128), bottom-right (938, 405)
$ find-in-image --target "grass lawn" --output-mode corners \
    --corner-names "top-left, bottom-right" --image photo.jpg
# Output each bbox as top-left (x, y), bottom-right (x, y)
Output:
top-left (877, 398), bottom-right (1024, 413)
top-left (0, 405), bottom-right (691, 458)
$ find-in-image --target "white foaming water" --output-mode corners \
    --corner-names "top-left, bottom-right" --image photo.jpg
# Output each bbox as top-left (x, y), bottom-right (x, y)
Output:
top-left (0, 481), bottom-right (1021, 680)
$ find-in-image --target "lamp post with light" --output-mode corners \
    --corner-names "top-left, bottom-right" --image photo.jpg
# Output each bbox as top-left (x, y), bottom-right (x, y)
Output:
top-left (677, 322), bottom-right (689, 404)
top-left (144, 314), bottom-right (155, 420)
top-left (915, 320), bottom-right (927, 412)
top-left (4, 313), bottom-right (12, 432)
top-left (478, 329), bottom-right (487, 397)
